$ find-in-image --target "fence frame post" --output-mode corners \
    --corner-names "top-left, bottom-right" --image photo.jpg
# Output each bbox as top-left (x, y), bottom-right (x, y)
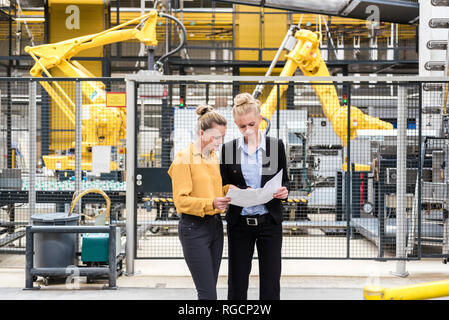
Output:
top-left (393, 84), bottom-right (409, 277)
top-left (28, 81), bottom-right (37, 222)
top-left (345, 81), bottom-right (352, 258)
top-left (125, 78), bottom-right (136, 275)
top-left (75, 81), bottom-right (82, 214)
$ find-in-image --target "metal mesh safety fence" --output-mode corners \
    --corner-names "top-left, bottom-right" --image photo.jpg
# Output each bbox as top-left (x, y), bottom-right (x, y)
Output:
top-left (0, 78), bottom-right (127, 254)
top-left (2, 77), bottom-right (449, 262)
top-left (131, 77), bottom-right (437, 260)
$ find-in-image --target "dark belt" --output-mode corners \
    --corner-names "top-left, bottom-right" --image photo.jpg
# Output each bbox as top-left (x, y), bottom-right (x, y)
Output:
top-left (240, 214), bottom-right (270, 226)
top-left (181, 213), bottom-right (221, 222)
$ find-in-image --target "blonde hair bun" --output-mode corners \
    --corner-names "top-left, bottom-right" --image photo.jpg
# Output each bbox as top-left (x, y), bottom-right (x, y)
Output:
top-left (232, 92), bottom-right (261, 117)
top-left (196, 105), bottom-right (214, 117)
top-left (233, 92), bottom-right (254, 108)
top-left (194, 105), bottom-right (227, 133)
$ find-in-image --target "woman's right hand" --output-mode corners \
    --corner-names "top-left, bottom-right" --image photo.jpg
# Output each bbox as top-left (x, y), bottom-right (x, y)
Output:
top-left (213, 197), bottom-right (231, 210)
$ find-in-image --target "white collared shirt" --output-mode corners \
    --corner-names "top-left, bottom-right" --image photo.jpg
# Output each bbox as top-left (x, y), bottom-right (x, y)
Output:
top-left (238, 131), bottom-right (268, 215)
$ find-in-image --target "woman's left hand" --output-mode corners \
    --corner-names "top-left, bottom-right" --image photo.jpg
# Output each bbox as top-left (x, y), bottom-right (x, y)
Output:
top-left (273, 187), bottom-right (288, 199)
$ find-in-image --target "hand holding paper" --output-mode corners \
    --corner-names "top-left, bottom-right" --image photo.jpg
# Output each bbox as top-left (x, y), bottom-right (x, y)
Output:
top-left (273, 186), bottom-right (288, 199)
top-left (225, 169), bottom-right (283, 207)
top-left (213, 197), bottom-right (231, 210)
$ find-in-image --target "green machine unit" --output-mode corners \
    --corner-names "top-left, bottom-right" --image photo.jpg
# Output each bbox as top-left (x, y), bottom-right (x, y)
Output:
top-left (81, 228), bottom-right (121, 263)
top-left (68, 189), bottom-right (122, 264)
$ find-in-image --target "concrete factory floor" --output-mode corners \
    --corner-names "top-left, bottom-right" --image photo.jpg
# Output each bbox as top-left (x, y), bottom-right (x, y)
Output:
top-left (1, 254), bottom-right (449, 300)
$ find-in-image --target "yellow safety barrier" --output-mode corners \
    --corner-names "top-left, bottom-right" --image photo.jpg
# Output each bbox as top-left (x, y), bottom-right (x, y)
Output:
top-left (364, 279), bottom-right (449, 300)
top-left (145, 197), bottom-right (307, 205)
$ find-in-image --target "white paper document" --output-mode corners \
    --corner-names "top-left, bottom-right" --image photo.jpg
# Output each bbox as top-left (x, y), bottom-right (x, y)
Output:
top-left (92, 145), bottom-right (111, 174)
top-left (226, 169), bottom-right (283, 207)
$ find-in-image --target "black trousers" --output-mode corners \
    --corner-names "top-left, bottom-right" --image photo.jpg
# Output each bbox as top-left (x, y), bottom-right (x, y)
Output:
top-left (178, 213), bottom-right (224, 300)
top-left (227, 214), bottom-right (282, 300)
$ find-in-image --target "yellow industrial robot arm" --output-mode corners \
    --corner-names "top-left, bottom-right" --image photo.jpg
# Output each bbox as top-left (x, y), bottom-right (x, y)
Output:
top-left (22, 10), bottom-right (165, 171)
top-left (259, 29), bottom-right (393, 145)
top-left (23, 9), bottom-right (160, 135)
top-left (25, 10), bottom-right (159, 79)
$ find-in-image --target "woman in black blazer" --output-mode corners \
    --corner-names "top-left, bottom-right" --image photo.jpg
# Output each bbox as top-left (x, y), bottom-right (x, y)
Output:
top-left (220, 93), bottom-right (289, 300)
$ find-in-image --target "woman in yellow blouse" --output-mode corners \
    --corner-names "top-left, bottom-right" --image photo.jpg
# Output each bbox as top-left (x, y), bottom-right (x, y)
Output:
top-left (168, 105), bottom-right (231, 300)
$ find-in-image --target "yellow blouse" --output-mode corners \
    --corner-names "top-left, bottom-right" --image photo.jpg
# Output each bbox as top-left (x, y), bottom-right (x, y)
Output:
top-left (168, 143), bottom-right (229, 217)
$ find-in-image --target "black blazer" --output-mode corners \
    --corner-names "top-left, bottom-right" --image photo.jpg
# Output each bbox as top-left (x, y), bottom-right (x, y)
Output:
top-left (220, 136), bottom-right (289, 227)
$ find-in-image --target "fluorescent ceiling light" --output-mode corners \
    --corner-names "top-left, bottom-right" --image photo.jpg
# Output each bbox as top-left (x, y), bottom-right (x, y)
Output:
top-left (14, 17), bottom-right (45, 22)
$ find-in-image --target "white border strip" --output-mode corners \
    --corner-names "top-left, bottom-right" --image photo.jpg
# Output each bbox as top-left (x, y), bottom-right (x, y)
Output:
top-left (125, 75), bottom-right (449, 82)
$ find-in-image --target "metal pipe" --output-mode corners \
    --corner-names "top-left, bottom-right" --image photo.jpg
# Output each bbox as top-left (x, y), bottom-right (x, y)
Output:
top-left (74, 81), bottom-right (82, 267)
top-left (0, 248), bottom-right (25, 254)
top-left (417, 85), bottom-right (423, 259)
top-left (30, 267), bottom-right (110, 277)
top-left (147, 49), bottom-right (154, 70)
top-left (75, 81), bottom-right (82, 215)
top-left (28, 81), bottom-right (37, 221)
top-left (25, 225), bottom-right (34, 289)
top-left (125, 79), bottom-right (136, 275)
top-left (393, 85), bottom-right (409, 277)
top-left (137, 0), bottom-right (145, 68)
top-left (442, 33), bottom-right (449, 118)
top-left (345, 83), bottom-right (351, 258)
top-left (116, 0), bottom-right (120, 57)
top-left (321, 15), bottom-right (338, 58)
top-left (108, 225), bottom-right (117, 288)
top-left (29, 226), bottom-right (110, 233)
top-left (114, 75), bottom-right (449, 82)
top-left (7, 6), bottom-right (12, 169)
top-left (252, 24), bottom-right (296, 99)
top-left (276, 83), bottom-right (280, 139)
